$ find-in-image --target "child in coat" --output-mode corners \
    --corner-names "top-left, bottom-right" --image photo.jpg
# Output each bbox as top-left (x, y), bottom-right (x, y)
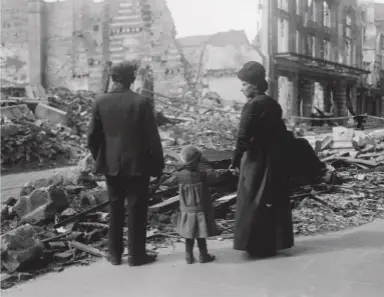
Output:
top-left (175, 145), bottom-right (222, 264)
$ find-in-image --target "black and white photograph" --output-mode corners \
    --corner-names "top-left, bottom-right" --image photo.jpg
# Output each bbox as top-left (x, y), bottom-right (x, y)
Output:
top-left (1, 0), bottom-right (384, 296)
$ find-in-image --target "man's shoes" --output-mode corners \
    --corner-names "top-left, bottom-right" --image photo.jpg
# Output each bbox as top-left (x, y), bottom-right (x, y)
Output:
top-left (107, 255), bottom-right (122, 266)
top-left (128, 253), bottom-right (157, 267)
top-left (199, 253), bottom-right (215, 263)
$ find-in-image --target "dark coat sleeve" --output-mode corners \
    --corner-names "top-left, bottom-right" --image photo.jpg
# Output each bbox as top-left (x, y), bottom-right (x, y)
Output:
top-left (143, 99), bottom-right (165, 176)
top-left (87, 99), bottom-right (103, 160)
top-left (231, 100), bottom-right (263, 168)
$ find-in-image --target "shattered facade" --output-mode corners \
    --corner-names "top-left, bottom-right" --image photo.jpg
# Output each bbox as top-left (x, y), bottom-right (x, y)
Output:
top-left (1, 0), bottom-right (183, 94)
top-left (177, 30), bottom-right (263, 103)
top-left (257, 0), bottom-right (377, 120)
top-left (359, 1), bottom-right (384, 116)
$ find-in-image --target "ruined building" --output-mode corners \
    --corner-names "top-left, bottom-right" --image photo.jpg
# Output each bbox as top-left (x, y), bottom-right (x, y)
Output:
top-left (256, 0), bottom-right (381, 119)
top-left (0, 0), bottom-right (183, 93)
top-left (359, 1), bottom-right (384, 116)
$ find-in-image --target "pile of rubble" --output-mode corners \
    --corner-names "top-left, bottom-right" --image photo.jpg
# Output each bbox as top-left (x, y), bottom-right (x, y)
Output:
top-left (1, 86), bottom-right (239, 169)
top-left (154, 93), bottom-right (240, 150)
top-left (48, 88), bottom-right (95, 142)
top-left (0, 118), bottom-right (76, 169)
top-left (2, 130), bottom-right (384, 289)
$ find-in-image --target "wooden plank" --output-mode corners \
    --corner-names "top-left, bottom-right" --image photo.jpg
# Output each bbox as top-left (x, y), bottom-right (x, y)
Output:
top-left (1, 97), bottom-right (48, 104)
top-left (215, 193), bottom-right (237, 204)
top-left (68, 241), bottom-right (105, 258)
top-left (334, 157), bottom-right (377, 167)
top-left (149, 195), bottom-right (179, 213)
top-left (54, 201), bottom-right (109, 228)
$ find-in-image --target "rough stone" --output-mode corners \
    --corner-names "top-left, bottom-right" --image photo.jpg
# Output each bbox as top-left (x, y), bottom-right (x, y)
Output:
top-left (3, 196), bottom-right (18, 207)
top-left (0, 124), bottom-right (19, 138)
top-left (17, 272), bottom-right (33, 281)
top-left (77, 153), bottom-right (94, 174)
top-left (0, 224), bottom-right (44, 273)
top-left (34, 103), bottom-right (67, 125)
top-left (48, 241), bottom-right (67, 250)
top-left (1, 205), bottom-right (11, 222)
top-left (19, 169), bottom-right (82, 197)
top-left (14, 186), bottom-right (69, 225)
top-left (82, 187), bottom-right (109, 211)
top-left (0, 104), bottom-right (35, 121)
top-left (53, 250), bottom-right (74, 262)
top-left (60, 208), bottom-right (77, 218)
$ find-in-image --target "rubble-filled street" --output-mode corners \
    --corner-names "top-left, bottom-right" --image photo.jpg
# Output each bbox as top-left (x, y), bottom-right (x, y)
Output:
top-left (1, 116), bottom-right (384, 290)
top-left (1, 0), bottom-right (384, 295)
top-left (3, 219), bottom-right (384, 297)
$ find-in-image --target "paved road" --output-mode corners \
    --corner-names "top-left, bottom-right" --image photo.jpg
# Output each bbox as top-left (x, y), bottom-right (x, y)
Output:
top-left (3, 219), bottom-right (384, 297)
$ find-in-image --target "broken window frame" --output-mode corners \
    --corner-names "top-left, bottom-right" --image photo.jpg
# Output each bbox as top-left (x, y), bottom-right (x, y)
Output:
top-left (278, 0), bottom-right (289, 12)
top-left (277, 17), bottom-right (289, 53)
top-left (305, 34), bottom-right (316, 57)
top-left (296, 30), bottom-right (301, 53)
top-left (323, 1), bottom-right (331, 28)
top-left (296, 0), bottom-right (302, 15)
top-left (322, 39), bottom-right (331, 61)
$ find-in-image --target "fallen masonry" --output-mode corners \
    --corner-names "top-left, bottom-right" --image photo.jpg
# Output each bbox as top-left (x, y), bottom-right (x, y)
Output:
top-left (1, 127), bottom-right (384, 289)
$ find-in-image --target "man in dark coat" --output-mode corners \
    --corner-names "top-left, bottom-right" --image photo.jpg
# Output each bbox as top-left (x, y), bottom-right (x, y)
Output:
top-left (87, 61), bottom-right (164, 266)
top-left (230, 61), bottom-right (294, 258)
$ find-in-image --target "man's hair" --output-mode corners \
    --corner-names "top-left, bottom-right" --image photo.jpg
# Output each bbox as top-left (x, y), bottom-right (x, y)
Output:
top-left (109, 61), bottom-right (139, 86)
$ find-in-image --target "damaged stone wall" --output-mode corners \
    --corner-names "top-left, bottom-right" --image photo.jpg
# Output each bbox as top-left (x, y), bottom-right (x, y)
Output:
top-left (1, 0), bottom-right (105, 91)
top-left (1, 0), bottom-right (182, 93)
top-left (44, 0), bottom-right (104, 92)
top-left (0, 0), bottom-right (29, 87)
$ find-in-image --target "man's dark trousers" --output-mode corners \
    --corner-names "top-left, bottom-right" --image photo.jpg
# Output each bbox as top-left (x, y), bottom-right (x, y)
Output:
top-left (106, 174), bottom-right (150, 260)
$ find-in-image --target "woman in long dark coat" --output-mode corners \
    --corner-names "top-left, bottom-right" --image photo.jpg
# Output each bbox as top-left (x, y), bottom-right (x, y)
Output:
top-left (230, 61), bottom-right (294, 258)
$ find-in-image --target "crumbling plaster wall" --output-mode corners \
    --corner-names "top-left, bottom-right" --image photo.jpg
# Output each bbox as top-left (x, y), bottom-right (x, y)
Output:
top-left (1, 0), bottom-right (186, 94)
top-left (1, 0), bottom-right (105, 91)
top-left (44, 0), bottom-right (104, 91)
top-left (0, 0), bottom-right (29, 87)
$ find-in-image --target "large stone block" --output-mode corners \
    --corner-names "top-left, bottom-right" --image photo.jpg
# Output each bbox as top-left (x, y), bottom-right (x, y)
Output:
top-left (34, 103), bottom-right (67, 125)
top-left (0, 104), bottom-right (35, 121)
top-left (0, 224), bottom-right (44, 273)
top-left (13, 186), bottom-right (69, 225)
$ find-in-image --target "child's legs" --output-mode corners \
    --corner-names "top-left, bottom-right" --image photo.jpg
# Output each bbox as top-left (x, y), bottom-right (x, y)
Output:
top-left (185, 238), bottom-right (194, 253)
top-left (197, 238), bottom-right (208, 253)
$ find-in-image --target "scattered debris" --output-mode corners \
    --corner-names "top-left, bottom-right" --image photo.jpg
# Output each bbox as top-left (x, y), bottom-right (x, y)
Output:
top-left (1, 91), bottom-right (383, 291)
top-left (1, 224), bottom-right (44, 273)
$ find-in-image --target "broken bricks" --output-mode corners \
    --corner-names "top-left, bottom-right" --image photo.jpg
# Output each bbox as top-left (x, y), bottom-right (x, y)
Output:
top-left (14, 186), bottom-right (69, 225)
top-left (0, 224), bottom-right (44, 273)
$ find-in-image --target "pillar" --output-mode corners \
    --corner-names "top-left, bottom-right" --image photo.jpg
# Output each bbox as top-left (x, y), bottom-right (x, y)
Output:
top-left (289, 73), bottom-right (299, 117)
top-left (322, 82), bottom-right (333, 113)
top-left (298, 78), bottom-right (314, 118)
top-left (260, 0), bottom-right (277, 99)
top-left (28, 0), bottom-right (44, 86)
top-left (101, 1), bottom-right (111, 93)
top-left (380, 95), bottom-right (384, 118)
top-left (333, 80), bottom-right (348, 124)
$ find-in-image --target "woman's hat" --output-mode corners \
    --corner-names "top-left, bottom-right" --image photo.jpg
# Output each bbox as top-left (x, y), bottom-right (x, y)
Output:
top-left (237, 61), bottom-right (268, 91)
top-left (179, 145), bottom-right (202, 166)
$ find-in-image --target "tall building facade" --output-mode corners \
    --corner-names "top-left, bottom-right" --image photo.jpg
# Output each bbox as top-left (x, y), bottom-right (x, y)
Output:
top-left (257, 0), bottom-right (370, 120)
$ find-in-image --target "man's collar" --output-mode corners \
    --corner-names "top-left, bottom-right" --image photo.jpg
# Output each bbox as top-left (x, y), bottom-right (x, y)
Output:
top-left (110, 83), bottom-right (131, 93)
